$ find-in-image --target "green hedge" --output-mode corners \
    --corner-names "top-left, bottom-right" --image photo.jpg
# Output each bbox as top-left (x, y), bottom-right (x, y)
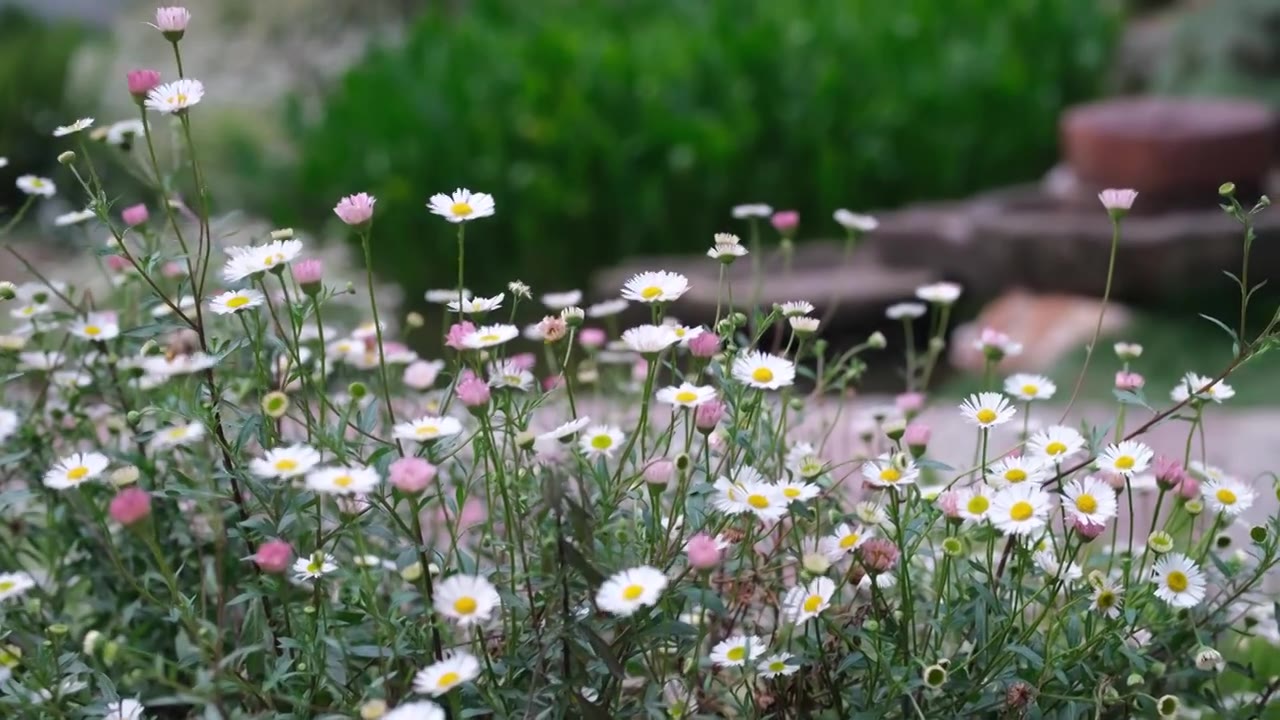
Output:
top-left (276, 0), bottom-right (1117, 300)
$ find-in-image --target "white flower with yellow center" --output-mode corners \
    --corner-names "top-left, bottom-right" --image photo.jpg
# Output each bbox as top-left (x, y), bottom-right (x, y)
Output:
top-left (1097, 440), bottom-right (1153, 477)
top-left (68, 314), bottom-right (120, 341)
top-left (434, 574), bottom-right (501, 627)
top-left (55, 209), bottom-right (97, 226)
top-left (16, 175), bottom-right (56, 198)
top-left (52, 117), bottom-right (94, 137)
top-left (462, 323), bottom-right (519, 350)
top-left (222, 239), bottom-right (304, 283)
top-left (292, 552), bottom-right (337, 581)
top-left (820, 523), bottom-right (870, 560)
top-left (487, 360), bottom-right (534, 391)
top-left (1062, 475), bottom-right (1118, 525)
top-left (621, 271), bottom-right (689, 304)
top-left (1033, 550), bottom-right (1083, 585)
top-left (731, 350), bottom-right (795, 390)
top-left (915, 281), bottom-right (962, 304)
top-left (655, 383), bottom-right (716, 409)
top-left (425, 288), bottom-right (471, 305)
top-left (541, 290), bottom-right (582, 310)
top-left (759, 652), bottom-right (801, 678)
top-left (1171, 372), bottom-right (1234, 404)
top-left (959, 392), bottom-right (1016, 429)
top-left (43, 451), bottom-right (110, 489)
top-left (537, 416), bottom-right (591, 444)
top-left (1004, 373), bottom-right (1057, 402)
top-left (209, 289), bottom-right (265, 316)
top-left (860, 453), bottom-right (919, 491)
top-left (393, 415), bottom-right (464, 443)
top-left (0, 571), bottom-right (35, 602)
top-left (305, 466), bottom-right (381, 495)
top-left (10, 302), bottom-right (51, 321)
top-left (579, 425), bottom-right (624, 459)
top-left (1152, 553), bottom-right (1206, 609)
top-left (596, 566), bottom-right (667, 617)
top-left (737, 477), bottom-right (789, 521)
top-left (145, 78), bottom-right (205, 114)
top-left (250, 444), bottom-right (321, 479)
top-left (383, 701), bottom-right (446, 720)
top-left (783, 577), bottom-right (835, 624)
top-left (621, 324), bottom-right (680, 355)
top-left (957, 485), bottom-right (994, 523)
top-left (989, 484), bottom-right (1052, 536)
top-left (668, 324), bottom-right (704, 346)
top-left (984, 455), bottom-right (1049, 489)
top-left (149, 422), bottom-right (205, 451)
top-left (1203, 477), bottom-right (1255, 517)
top-left (587, 298), bottom-right (629, 317)
top-left (1026, 425), bottom-right (1086, 464)
top-left (778, 300), bottom-right (814, 317)
top-left (709, 635), bottom-right (767, 667)
top-left (413, 652), bottom-right (481, 697)
top-left (428, 188), bottom-right (495, 223)
top-left (447, 293), bottom-right (504, 315)
top-left (1090, 581), bottom-right (1124, 619)
top-left (711, 469), bottom-right (762, 515)
top-left (775, 479), bottom-right (820, 504)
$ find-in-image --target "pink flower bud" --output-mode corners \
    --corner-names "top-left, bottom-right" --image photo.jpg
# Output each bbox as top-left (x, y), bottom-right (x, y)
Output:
top-left (333, 192), bottom-right (375, 226)
top-left (935, 490), bottom-right (961, 519)
top-left (643, 458), bottom-right (675, 486)
top-left (106, 255), bottom-right (130, 273)
top-left (859, 538), bottom-right (900, 574)
top-left (121, 204), bottom-right (149, 226)
top-left (126, 69), bottom-right (162, 101)
top-left (542, 375), bottom-right (563, 392)
top-left (686, 533), bottom-right (722, 570)
top-left (403, 360), bottom-right (442, 390)
top-left (771, 210), bottom-right (799, 233)
top-left (456, 376), bottom-right (491, 408)
top-left (695, 400), bottom-right (726, 433)
top-left (1072, 516), bottom-right (1107, 541)
top-left (1153, 456), bottom-right (1186, 491)
top-left (579, 327), bottom-right (607, 349)
top-left (155, 7), bottom-right (191, 34)
top-left (1176, 475), bottom-right (1201, 500)
top-left (904, 422), bottom-right (931, 457)
top-left (631, 359), bottom-right (648, 383)
top-left (538, 316), bottom-right (567, 343)
top-left (1099, 471), bottom-right (1127, 491)
top-left (253, 539), bottom-right (293, 574)
top-left (687, 331), bottom-right (721, 358)
top-left (389, 457), bottom-right (437, 494)
top-left (109, 487), bottom-right (151, 526)
top-left (445, 321), bottom-right (476, 351)
top-left (292, 258), bottom-right (323, 290)
top-left (895, 392), bottom-right (926, 415)
top-left (161, 261), bottom-right (185, 278)
top-left (1115, 371), bottom-right (1145, 391)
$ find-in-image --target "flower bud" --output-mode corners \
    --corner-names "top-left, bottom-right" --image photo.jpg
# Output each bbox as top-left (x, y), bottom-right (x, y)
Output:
top-left (57, 151), bottom-right (76, 166)
top-left (922, 664), bottom-right (947, 689)
top-left (1184, 499), bottom-right (1204, 516)
top-left (155, 6), bottom-right (191, 41)
top-left (126, 69), bottom-right (162, 102)
top-left (1114, 371), bottom-right (1144, 391)
top-left (1157, 695), bottom-right (1180, 719)
top-left (1251, 525), bottom-right (1268, 545)
top-left (121, 204), bottom-right (149, 226)
top-left (389, 457), bottom-right (437, 494)
top-left (293, 258), bottom-right (324, 296)
top-left (109, 487), bottom-right (151, 526)
top-left (0, 282), bottom-right (14, 301)
top-left (560, 306), bottom-right (585, 327)
top-left (360, 700), bottom-right (387, 720)
top-left (694, 400), bottom-right (726, 433)
top-left (110, 465), bottom-right (140, 486)
top-left (883, 417), bottom-right (907, 442)
top-left (400, 562), bottom-right (424, 582)
top-left (1194, 646), bottom-right (1224, 673)
top-left (687, 331), bottom-right (720, 358)
top-left (904, 422), bottom-right (930, 458)
top-left (867, 331), bottom-right (887, 349)
top-left (456, 376), bottom-right (491, 409)
top-left (895, 391), bottom-right (925, 417)
top-left (1148, 531), bottom-right (1174, 554)
top-left (82, 630), bottom-right (102, 656)
top-left (253, 540), bottom-right (293, 573)
top-left (261, 391), bottom-right (289, 419)
top-left (1072, 516), bottom-right (1107, 541)
top-left (643, 458), bottom-right (674, 486)
top-left (685, 533), bottom-right (722, 570)
top-left (1153, 456), bottom-right (1186, 490)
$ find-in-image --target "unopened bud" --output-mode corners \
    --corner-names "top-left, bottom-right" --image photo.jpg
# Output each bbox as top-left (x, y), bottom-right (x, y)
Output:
top-left (261, 391), bottom-right (289, 419)
top-left (57, 151), bottom-right (76, 166)
top-left (348, 381), bottom-right (368, 400)
top-left (867, 331), bottom-right (887, 349)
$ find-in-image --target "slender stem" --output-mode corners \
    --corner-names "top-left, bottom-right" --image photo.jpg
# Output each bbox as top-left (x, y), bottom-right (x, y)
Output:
top-left (1060, 216), bottom-right (1121, 422)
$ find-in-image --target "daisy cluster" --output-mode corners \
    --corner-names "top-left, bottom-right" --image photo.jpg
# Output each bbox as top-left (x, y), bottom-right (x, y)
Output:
top-left (0, 8), bottom-right (1276, 720)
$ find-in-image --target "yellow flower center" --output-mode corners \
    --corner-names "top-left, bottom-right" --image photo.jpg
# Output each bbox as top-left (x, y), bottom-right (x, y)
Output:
top-left (1021, 384), bottom-right (1038, 396)
top-left (675, 390), bottom-right (697, 404)
top-left (1009, 501), bottom-right (1034, 521)
top-left (307, 560), bottom-right (322, 573)
top-left (622, 584), bottom-right (644, 601)
top-left (590, 435), bottom-right (613, 450)
top-left (839, 533), bottom-right (860, 549)
top-left (478, 334), bottom-right (499, 343)
top-left (31, 179), bottom-right (44, 188)
top-left (453, 596), bottom-right (477, 614)
top-left (437, 671), bottom-right (460, 688)
top-left (451, 202), bottom-right (472, 217)
top-left (768, 661), bottom-right (785, 672)
top-left (1076, 494), bottom-right (1098, 513)
top-left (746, 494), bottom-right (770, 509)
top-left (0, 580), bottom-right (12, 592)
top-left (66, 466), bottom-right (89, 481)
top-left (802, 594), bottom-right (823, 613)
top-left (879, 468), bottom-right (901, 483)
top-left (226, 296), bottom-right (250, 309)
top-left (167, 428), bottom-right (187, 439)
top-left (1166, 570), bottom-right (1188, 592)
top-left (1045, 441), bottom-right (1067, 456)
top-left (274, 459), bottom-right (298, 472)
top-left (1097, 591), bottom-right (1115, 609)
top-left (967, 496), bottom-right (989, 514)
top-left (1005, 469), bottom-right (1027, 483)
top-left (782, 487), bottom-right (800, 499)
top-left (640, 286), bottom-right (662, 300)
top-left (1114, 455), bottom-right (1135, 470)
top-left (19, 307), bottom-right (34, 316)
top-left (751, 367), bottom-right (774, 384)
top-left (175, 93), bottom-right (188, 105)
top-left (416, 425), bottom-right (439, 436)
top-left (726, 647), bottom-right (746, 662)
top-left (1215, 488), bottom-right (1237, 505)
top-left (976, 408), bottom-right (997, 424)
top-left (83, 325), bottom-right (101, 336)
top-left (333, 475), bottom-right (353, 488)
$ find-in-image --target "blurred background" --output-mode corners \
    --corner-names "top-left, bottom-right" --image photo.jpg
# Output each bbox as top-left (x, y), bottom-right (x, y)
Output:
top-left (1, 0), bottom-right (1278, 401)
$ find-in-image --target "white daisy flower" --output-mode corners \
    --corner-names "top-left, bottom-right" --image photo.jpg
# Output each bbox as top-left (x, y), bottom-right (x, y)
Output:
top-left (783, 577), bottom-right (835, 624)
top-left (393, 415), bottom-right (463, 443)
top-left (587, 298), bottom-right (629, 317)
top-left (462, 324), bottom-right (519, 350)
top-left (434, 574), bottom-right (501, 627)
top-left (145, 78), bottom-right (205, 114)
top-left (0, 408), bottom-right (17, 443)
top-left (0, 157), bottom-right (6, 168)
top-left (621, 324), bottom-right (679, 354)
top-left (1026, 425), bottom-right (1087, 463)
top-left (447, 293), bottom-right (503, 314)
top-left (208, 289), bottom-right (265, 315)
top-left (1097, 440), bottom-right (1153, 477)
top-left (425, 288), bottom-right (471, 304)
top-left (579, 425), bottom-right (624, 459)
top-left (149, 422), bottom-right (205, 451)
top-left (668, 324), bottom-right (704, 346)
top-left (55, 209), bottom-right (97, 226)
top-left (989, 484), bottom-right (1053, 536)
top-left (731, 350), bottom-right (795, 390)
top-left (68, 313), bottom-right (120, 341)
top-left (1203, 477), bottom-right (1256, 517)
top-left (292, 552), bottom-right (337, 581)
top-left (305, 466), bottom-right (381, 495)
top-left (383, 701), bottom-right (446, 720)
top-left (1090, 581), bottom-right (1124, 619)
top-left (709, 635), bottom-right (767, 667)
top-left (541, 290), bottom-right (582, 309)
top-left (18, 350), bottom-right (63, 370)
top-left (985, 456), bottom-right (1049, 488)
top-left (250, 445), bottom-right (321, 479)
top-left (106, 119), bottom-right (145, 146)
top-left (16, 175), bottom-right (56, 197)
top-left (487, 360), bottom-right (535, 391)
top-left (1033, 550), bottom-right (1083, 585)
top-left (1004, 373), bottom-right (1057, 402)
top-left (833, 209), bottom-right (878, 232)
top-left (885, 302), bottom-right (927, 320)
top-left (10, 303), bottom-right (51, 320)
top-left (854, 501), bottom-right (886, 526)
top-left (0, 571), bottom-right (35, 602)
top-left (759, 652), bottom-right (801, 678)
top-left (43, 451), bottom-right (110, 489)
top-left (707, 238), bottom-right (748, 261)
top-left (778, 300), bottom-right (814, 317)
top-left (1171, 372), bottom-right (1234, 404)
top-left (737, 477), bottom-right (790, 521)
top-left (860, 453), bottom-right (920, 490)
top-left (537, 416), bottom-right (591, 443)
top-left (1062, 476), bottom-right (1118, 525)
top-left (914, 282), bottom-right (962, 304)
top-left (52, 117), bottom-right (94, 137)
top-left (711, 473), bottom-right (753, 515)
top-left (428, 188), bottom-right (495, 223)
top-left (820, 523), bottom-right (871, 560)
top-left (620, 271), bottom-right (689, 304)
top-left (103, 698), bottom-right (144, 720)
top-left (655, 383), bottom-right (716, 408)
top-left (596, 566), bottom-right (667, 617)
top-left (956, 485), bottom-right (994, 523)
top-left (775, 479), bottom-right (820, 504)
top-left (959, 392), bottom-right (1016, 429)
top-left (222, 240), bottom-right (304, 283)
top-left (150, 295), bottom-right (196, 318)
top-left (1151, 552), bottom-right (1206, 608)
top-left (731, 203), bottom-right (772, 218)
top-left (413, 652), bottom-right (481, 696)
top-left (790, 317), bottom-right (821, 335)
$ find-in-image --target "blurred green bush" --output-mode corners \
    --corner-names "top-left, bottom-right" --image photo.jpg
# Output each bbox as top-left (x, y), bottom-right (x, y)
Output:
top-left (275, 0), bottom-right (1117, 300)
